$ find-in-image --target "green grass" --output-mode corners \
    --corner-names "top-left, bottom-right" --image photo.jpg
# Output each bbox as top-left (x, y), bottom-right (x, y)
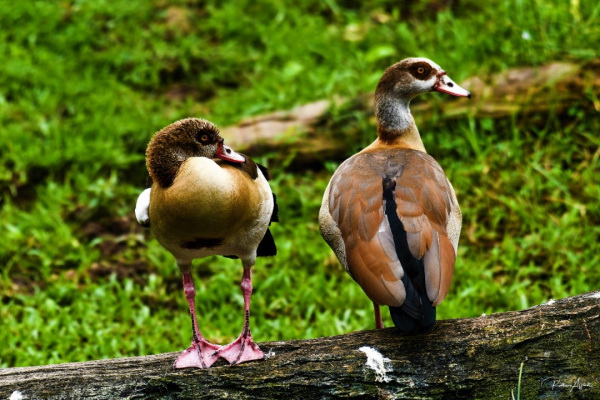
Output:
top-left (511, 360), bottom-right (526, 400)
top-left (1, 0), bottom-right (599, 367)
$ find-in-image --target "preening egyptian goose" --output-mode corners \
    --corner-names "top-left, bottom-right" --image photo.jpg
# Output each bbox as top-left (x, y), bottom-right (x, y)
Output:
top-left (319, 58), bottom-right (470, 333)
top-left (135, 118), bottom-right (277, 368)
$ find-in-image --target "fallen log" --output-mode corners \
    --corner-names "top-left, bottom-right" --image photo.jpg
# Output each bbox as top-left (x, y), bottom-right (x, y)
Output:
top-left (1, 291), bottom-right (598, 399)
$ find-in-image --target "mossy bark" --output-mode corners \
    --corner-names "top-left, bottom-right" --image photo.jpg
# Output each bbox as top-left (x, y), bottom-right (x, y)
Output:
top-left (1, 291), bottom-right (599, 399)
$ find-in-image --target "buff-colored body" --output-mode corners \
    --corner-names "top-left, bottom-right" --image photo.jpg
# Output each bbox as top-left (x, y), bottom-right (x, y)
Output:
top-left (136, 117), bottom-right (276, 368)
top-left (150, 157), bottom-right (273, 263)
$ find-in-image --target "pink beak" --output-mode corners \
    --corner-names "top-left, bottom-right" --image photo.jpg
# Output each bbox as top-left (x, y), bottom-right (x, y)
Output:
top-left (434, 71), bottom-right (471, 98)
top-left (216, 140), bottom-right (246, 163)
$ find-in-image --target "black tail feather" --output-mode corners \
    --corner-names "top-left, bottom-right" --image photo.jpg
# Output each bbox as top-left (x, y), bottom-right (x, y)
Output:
top-left (383, 176), bottom-right (436, 334)
top-left (389, 303), bottom-right (436, 334)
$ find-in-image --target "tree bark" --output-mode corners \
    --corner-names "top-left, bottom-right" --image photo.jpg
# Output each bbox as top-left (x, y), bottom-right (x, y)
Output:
top-left (1, 291), bottom-right (599, 399)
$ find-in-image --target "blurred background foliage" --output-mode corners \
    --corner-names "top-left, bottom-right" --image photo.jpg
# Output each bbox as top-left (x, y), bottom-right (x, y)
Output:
top-left (1, 0), bottom-right (599, 367)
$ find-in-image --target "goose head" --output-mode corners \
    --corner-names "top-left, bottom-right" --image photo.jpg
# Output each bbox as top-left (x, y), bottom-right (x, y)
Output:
top-left (374, 58), bottom-right (470, 146)
top-left (146, 118), bottom-right (245, 188)
top-left (376, 57), bottom-right (470, 101)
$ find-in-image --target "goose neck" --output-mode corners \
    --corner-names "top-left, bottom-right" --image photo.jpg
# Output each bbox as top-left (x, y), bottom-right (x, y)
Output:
top-left (375, 94), bottom-right (425, 152)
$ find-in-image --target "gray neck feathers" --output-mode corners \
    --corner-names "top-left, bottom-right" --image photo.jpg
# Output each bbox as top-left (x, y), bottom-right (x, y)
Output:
top-left (375, 94), bottom-right (418, 136)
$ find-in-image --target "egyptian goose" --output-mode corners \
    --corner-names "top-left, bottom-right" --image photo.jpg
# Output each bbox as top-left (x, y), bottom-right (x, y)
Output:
top-left (319, 58), bottom-right (470, 333)
top-left (135, 118), bottom-right (277, 368)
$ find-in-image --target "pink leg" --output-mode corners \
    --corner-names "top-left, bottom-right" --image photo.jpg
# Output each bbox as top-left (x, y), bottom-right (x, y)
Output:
top-left (174, 272), bottom-right (221, 369)
top-left (374, 302), bottom-right (384, 330)
top-left (218, 266), bottom-right (264, 364)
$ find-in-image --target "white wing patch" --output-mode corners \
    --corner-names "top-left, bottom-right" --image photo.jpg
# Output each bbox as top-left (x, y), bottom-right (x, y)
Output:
top-left (135, 188), bottom-right (151, 227)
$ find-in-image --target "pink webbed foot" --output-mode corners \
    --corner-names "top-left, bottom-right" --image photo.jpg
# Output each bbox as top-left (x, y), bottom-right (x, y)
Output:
top-left (217, 333), bottom-right (264, 365)
top-left (174, 339), bottom-right (222, 369)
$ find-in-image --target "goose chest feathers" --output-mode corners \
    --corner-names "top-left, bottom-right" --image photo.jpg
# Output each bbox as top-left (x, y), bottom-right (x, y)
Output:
top-left (319, 57), bottom-right (470, 333)
top-left (146, 118), bottom-right (274, 261)
top-left (136, 117), bottom-right (277, 368)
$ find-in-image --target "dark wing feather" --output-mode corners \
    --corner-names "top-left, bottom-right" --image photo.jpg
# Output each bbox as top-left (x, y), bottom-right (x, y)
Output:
top-left (256, 228), bottom-right (277, 257)
top-left (258, 166), bottom-right (278, 255)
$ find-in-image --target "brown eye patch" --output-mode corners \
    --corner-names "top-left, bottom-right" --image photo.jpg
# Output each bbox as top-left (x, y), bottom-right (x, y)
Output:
top-left (408, 62), bottom-right (434, 80)
top-left (196, 129), bottom-right (217, 144)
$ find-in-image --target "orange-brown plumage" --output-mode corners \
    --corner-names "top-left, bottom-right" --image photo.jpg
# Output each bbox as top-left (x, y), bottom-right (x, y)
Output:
top-left (327, 149), bottom-right (457, 307)
top-left (319, 58), bottom-right (469, 333)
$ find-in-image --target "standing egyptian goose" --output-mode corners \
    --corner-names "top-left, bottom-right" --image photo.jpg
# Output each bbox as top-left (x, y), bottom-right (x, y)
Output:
top-left (135, 118), bottom-right (277, 368)
top-left (319, 58), bottom-right (470, 333)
